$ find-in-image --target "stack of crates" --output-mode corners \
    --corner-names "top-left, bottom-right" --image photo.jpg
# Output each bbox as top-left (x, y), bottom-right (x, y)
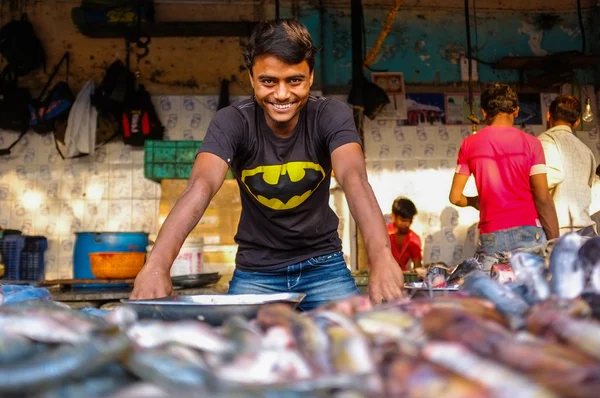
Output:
top-left (144, 140), bottom-right (234, 181)
top-left (0, 235), bottom-right (48, 280)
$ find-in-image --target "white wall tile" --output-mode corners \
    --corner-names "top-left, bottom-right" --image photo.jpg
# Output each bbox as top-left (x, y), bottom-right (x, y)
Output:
top-left (132, 165), bottom-right (158, 199)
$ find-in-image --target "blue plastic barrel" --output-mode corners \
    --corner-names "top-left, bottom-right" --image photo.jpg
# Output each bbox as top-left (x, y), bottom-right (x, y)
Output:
top-left (73, 232), bottom-right (149, 280)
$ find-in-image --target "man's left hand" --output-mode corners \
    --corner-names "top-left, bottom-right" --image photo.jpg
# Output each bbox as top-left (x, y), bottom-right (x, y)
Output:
top-left (368, 259), bottom-right (404, 304)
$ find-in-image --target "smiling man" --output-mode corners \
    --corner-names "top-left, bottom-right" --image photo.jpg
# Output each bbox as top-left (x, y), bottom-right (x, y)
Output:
top-left (130, 19), bottom-right (404, 309)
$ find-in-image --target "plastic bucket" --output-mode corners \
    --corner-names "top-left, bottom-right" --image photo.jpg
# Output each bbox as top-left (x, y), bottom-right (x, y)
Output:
top-left (147, 238), bottom-right (203, 277)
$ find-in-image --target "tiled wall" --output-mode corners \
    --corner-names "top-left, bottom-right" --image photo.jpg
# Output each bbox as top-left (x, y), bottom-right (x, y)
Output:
top-left (363, 91), bottom-right (600, 266)
top-left (0, 95), bottom-right (232, 280)
top-left (2, 92), bottom-right (600, 279)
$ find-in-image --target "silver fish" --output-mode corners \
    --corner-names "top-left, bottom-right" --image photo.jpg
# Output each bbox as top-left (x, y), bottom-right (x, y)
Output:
top-left (221, 316), bottom-right (262, 361)
top-left (125, 345), bottom-right (208, 390)
top-left (549, 232), bottom-right (585, 299)
top-left (104, 306), bottom-right (138, 329)
top-left (0, 300), bottom-right (113, 343)
top-left (107, 383), bottom-right (172, 398)
top-left (106, 383), bottom-right (171, 398)
top-left (510, 251), bottom-right (550, 302)
top-left (216, 349), bottom-right (313, 385)
top-left (422, 342), bottom-right (558, 398)
top-left (38, 364), bottom-right (135, 398)
top-left (313, 311), bottom-right (377, 376)
top-left (0, 332), bottom-right (131, 393)
top-left (0, 315), bottom-right (93, 344)
top-left (460, 271), bottom-right (530, 330)
top-left (578, 236), bottom-right (600, 292)
top-left (0, 332), bottom-right (47, 365)
top-left (127, 320), bottom-right (233, 354)
top-left (356, 310), bottom-right (426, 356)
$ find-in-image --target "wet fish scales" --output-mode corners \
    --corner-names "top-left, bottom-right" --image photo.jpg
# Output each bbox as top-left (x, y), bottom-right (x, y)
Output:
top-left (460, 271), bottom-right (530, 330)
top-left (256, 304), bottom-right (331, 374)
top-left (510, 251), bottom-right (550, 302)
top-left (422, 342), bottom-right (558, 398)
top-left (578, 236), bottom-right (600, 292)
top-left (549, 232), bottom-right (585, 299)
top-left (0, 332), bottom-right (131, 393)
top-left (126, 346), bottom-right (207, 390)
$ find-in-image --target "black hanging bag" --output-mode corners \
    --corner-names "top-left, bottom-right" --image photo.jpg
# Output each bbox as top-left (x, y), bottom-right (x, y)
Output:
top-left (91, 59), bottom-right (136, 123)
top-left (0, 14), bottom-right (45, 76)
top-left (29, 52), bottom-right (74, 135)
top-left (121, 84), bottom-right (164, 146)
top-left (0, 67), bottom-right (32, 156)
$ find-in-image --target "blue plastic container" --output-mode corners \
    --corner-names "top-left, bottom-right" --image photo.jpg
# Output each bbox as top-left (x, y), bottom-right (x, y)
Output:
top-left (73, 232), bottom-right (149, 280)
top-left (0, 236), bottom-right (47, 280)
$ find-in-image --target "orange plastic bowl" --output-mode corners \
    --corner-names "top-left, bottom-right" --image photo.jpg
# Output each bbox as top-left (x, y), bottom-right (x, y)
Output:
top-left (89, 252), bottom-right (146, 279)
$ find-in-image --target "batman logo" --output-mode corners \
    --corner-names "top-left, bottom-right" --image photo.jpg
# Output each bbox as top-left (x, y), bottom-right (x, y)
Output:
top-left (241, 162), bottom-right (326, 210)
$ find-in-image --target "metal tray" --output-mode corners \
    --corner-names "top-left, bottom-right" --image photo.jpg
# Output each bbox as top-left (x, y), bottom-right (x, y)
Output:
top-left (121, 293), bottom-right (306, 325)
top-left (171, 272), bottom-right (221, 289)
top-left (404, 281), bottom-right (459, 298)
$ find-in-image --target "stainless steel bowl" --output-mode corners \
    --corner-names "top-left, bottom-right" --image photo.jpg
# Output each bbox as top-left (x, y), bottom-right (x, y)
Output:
top-left (121, 293), bottom-right (306, 325)
top-left (404, 281), bottom-right (459, 298)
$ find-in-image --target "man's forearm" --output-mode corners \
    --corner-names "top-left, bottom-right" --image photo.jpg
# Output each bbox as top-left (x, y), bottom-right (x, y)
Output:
top-left (534, 197), bottom-right (559, 240)
top-left (146, 179), bottom-right (213, 272)
top-left (451, 195), bottom-right (479, 209)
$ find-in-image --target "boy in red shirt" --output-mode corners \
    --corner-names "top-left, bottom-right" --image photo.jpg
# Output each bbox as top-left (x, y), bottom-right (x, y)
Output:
top-left (449, 83), bottom-right (559, 270)
top-left (387, 197), bottom-right (423, 271)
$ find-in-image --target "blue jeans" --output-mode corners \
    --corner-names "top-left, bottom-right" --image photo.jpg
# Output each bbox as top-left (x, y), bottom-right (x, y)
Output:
top-left (477, 226), bottom-right (546, 271)
top-left (227, 251), bottom-right (360, 311)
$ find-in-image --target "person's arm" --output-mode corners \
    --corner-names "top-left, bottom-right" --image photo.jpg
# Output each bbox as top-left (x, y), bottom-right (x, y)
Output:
top-left (449, 174), bottom-right (479, 209)
top-left (530, 173), bottom-right (559, 240)
top-left (529, 138), bottom-right (559, 240)
top-left (331, 142), bottom-right (404, 303)
top-left (131, 106), bottom-right (243, 300)
top-left (449, 141), bottom-right (479, 210)
top-left (130, 153), bottom-right (229, 299)
top-left (539, 136), bottom-right (564, 189)
top-left (412, 258), bottom-right (423, 269)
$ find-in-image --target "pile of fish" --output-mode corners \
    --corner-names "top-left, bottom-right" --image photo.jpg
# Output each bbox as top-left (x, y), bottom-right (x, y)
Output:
top-left (1, 232), bottom-right (600, 397)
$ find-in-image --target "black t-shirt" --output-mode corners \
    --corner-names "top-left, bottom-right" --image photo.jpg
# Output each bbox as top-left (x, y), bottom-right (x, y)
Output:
top-left (198, 95), bottom-right (362, 271)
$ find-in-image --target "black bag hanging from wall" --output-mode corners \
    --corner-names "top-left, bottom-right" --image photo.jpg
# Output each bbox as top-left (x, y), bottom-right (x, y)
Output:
top-left (91, 59), bottom-right (136, 123)
top-left (29, 52), bottom-right (74, 135)
top-left (0, 14), bottom-right (46, 76)
top-left (121, 84), bottom-right (164, 146)
top-left (0, 67), bottom-right (32, 156)
top-left (0, 66), bottom-right (31, 132)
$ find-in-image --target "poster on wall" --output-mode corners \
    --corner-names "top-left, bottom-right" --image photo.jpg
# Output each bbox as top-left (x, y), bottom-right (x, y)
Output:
top-left (445, 93), bottom-right (483, 125)
top-left (514, 93), bottom-right (542, 125)
top-left (402, 93), bottom-right (446, 126)
top-left (371, 72), bottom-right (407, 119)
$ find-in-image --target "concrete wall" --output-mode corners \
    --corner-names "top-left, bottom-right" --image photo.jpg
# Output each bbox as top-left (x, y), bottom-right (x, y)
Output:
top-left (298, 1), bottom-right (597, 89)
top-left (1, 1), bottom-right (597, 95)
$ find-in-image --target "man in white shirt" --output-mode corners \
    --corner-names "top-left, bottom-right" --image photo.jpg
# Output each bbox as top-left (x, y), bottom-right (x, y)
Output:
top-left (538, 95), bottom-right (597, 236)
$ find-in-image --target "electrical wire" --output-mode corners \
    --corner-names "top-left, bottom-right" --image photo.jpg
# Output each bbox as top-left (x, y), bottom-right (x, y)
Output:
top-left (576, 0), bottom-right (586, 54)
top-left (473, 0), bottom-right (478, 59)
top-left (464, 0), bottom-right (477, 127)
top-left (319, 0), bottom-right (326, 92)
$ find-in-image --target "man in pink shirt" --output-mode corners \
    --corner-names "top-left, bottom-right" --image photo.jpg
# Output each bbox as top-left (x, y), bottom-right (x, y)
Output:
top-left (449, 84), bottom-right (559, 270)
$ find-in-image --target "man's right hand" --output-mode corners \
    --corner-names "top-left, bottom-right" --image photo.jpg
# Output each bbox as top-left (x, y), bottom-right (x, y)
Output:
top-left (129, 266), bottom-right (173, 300)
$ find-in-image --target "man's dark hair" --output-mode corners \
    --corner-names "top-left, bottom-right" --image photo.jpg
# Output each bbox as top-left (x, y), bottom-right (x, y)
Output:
top-left (549, 95), bottom-right (581, 126)
top-left (392, 197), bottom-right (418, 219)
top-left (243, 19), bottom-right (317, 74)
top-left (480, 83), bottom-right (519, 120)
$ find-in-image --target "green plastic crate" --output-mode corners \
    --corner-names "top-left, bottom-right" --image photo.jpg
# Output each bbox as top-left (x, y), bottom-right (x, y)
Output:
top-left (144, 140), bottom-right (234, 181)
